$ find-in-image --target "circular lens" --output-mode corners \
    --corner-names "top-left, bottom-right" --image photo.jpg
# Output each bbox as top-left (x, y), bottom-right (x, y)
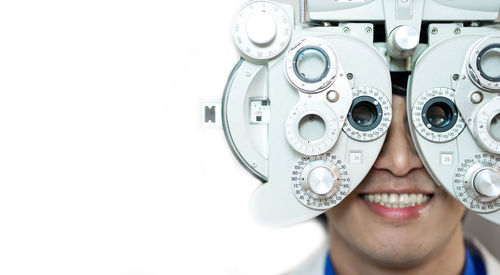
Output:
top-left (352, 102), bottom-right (377, 127)
top-left (479, 47), bottom-right (500, 80)
top-left (299, 114), bottom-right (326, 141)
top-left (347, 96), bottom-right (383, 132)
top-left (294, 47), bottom-right (329, 83)
top-left (427, 102), bottom-right (453, 128)
top-left (490, 113), bottom-right (500, 141)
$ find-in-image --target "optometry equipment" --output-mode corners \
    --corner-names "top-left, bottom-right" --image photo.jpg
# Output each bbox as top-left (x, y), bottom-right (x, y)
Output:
top-left (218, 0), bottom-right (500, 227)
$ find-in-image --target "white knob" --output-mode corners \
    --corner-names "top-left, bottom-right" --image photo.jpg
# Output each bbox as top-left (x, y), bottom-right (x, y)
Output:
top-left (307, 166), bottom-right (336, 195)
top-left (245, 11), bottom-right (277, 45)
top-left (473, 168), bottom-right (500, 200)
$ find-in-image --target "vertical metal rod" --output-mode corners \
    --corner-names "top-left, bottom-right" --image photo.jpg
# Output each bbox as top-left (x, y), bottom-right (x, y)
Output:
top-left (300, 0), bottom-right (308, 24)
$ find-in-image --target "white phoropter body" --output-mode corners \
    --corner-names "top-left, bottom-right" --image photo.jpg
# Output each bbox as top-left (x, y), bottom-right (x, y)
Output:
top-left (408, 28), bottom-right (500, 225)
top-left (223, 1), bottom-right (391, 227)
top-left (222, 0), bottom-right (500, 227)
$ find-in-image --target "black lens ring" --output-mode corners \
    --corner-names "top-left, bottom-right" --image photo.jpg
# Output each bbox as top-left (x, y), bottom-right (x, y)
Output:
top-left (347, 96), bottom-right (383, 131)
top-left (476, 44), bottom-right (500, 82)
top-left (293, 46), bottom-right (330, 84)
top-left (421, 97), bottom-right (458, 133)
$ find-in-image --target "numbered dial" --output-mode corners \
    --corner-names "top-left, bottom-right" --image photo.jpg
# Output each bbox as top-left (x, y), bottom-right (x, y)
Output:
top-left (453, 153), bottom-right (500, 213)
top-left (285, 101), bottom-right (340, 156)
top-left (343, 87), bottom-right (392, 142)
top-left (292, 153), bottom-right (350, 210)
top-left (233, 1), bottom-right (292, 61)
top-left (412, 87), bottom-right (465, 142)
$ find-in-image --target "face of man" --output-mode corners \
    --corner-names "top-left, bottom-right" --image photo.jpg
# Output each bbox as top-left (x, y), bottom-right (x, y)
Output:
top-left (325, 95), bottom-right (467, 270)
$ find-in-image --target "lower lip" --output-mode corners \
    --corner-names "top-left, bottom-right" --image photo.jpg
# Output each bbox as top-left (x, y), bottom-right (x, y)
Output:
top-left (360, 196), bottom-right (432, 220)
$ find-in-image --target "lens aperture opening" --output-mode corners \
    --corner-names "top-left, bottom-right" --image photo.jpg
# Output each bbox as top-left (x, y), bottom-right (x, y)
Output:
top-left (352, 102), bottom-right (377, 127)
top-left (427, 102), bottom-right (452, 128)
top-left (422, 97), bottom-right (458, 133)
top-left (294, 47), bottom-right (330, 83)
top-left (347, 96), bottom-right (383, 131)
top-left (477, 44), bottom-right (500, 82)
top-left (490, 113), bottom-right (500, 141)
top-left (299, 114), bottom-right (326, 142)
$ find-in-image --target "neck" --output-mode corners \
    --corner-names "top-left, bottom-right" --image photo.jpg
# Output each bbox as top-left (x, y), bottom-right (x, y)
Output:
top-left (328, 223), bottom-right (466, 275)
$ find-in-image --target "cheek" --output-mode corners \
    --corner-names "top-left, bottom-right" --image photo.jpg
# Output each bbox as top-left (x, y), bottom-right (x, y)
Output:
top-left (325, 195), bottom-right (368, 243)
top-left (430, 191), bottom-right (467, 230)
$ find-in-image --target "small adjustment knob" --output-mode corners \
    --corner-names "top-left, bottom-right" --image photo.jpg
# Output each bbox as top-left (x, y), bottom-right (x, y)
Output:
top-left (473, 168), bottom-right (500, 201)
top-left (307, 166), bottom-right (336, 195)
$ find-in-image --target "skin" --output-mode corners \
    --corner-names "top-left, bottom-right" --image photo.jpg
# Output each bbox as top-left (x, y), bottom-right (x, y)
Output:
top-left (325, 95), bottom-right (467, 275)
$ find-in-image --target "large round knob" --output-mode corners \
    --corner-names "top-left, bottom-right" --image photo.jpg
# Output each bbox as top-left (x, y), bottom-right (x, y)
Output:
top-left (307, 166), bottom-right (335, 195)
top-left (388, 25), bottom-right (419, 59)
top-left (473, 168), bottom-right (500, 200)
top-left (292, 154), bottom-right (349, 210)
top-left (300, 160), bottom-right (341, 196)
top-left (232, 1), bottom-right (292, 61)
top-left (246, 11), bottom-right (277, 45)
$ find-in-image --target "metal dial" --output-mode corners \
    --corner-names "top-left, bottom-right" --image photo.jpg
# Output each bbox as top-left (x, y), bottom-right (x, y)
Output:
top-left (453, 152), bottom-right (500, 213)
top-left (285, 101), bottom-right (340, 156)
top-left (474, 168), bottom-right (500, 200)
top-left (233, 1), bottom-right (292, 61)
top-left (292, 153), bottom-right (350, 210)
top-left (412, 87), bottom-right (465, 142)
top-left (343, 86), bottom-right (392, 142)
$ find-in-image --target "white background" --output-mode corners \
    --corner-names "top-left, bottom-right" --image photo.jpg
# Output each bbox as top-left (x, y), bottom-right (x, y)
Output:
top-left (0, 1), bottom-right (325, 274)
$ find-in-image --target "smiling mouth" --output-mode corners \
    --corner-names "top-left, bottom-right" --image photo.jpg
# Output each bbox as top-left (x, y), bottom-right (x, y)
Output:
top-left (361, 193), bottom-right (433, 208)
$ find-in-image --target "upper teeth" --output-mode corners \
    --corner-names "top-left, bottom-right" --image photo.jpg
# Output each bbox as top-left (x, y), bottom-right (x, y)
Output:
top-left (363, 193), bottom-right (431, 208)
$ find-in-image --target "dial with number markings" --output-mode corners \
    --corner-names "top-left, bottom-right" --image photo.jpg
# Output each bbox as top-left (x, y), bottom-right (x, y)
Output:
top-left (285, 101), bottom-right (340, 155)
top-left (232, 0), bottom-right (292, 61)
top-left (453, 153), bottom-right (500, 213)
top-left (291, 153), bottom-right (350, 210)
top-left (343, 86), bottom-right (392, 142)
top-left (412, 87), bottom-right (465, 143)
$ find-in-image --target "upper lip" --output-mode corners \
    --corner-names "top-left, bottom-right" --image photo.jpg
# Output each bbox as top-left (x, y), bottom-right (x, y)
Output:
top-left (355, 170), bottom-right (437, 195)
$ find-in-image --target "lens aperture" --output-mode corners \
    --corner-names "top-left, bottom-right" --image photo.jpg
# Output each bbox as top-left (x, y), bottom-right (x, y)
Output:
top-left (347, 96), bottom-right (383, 132)
top-left (490, 113), bottom-right (500, 141)
top-left (427, 102), bottom-right (453, 128)
top-left (479, 46), bottom-right (500, 80)
top-left (294, 47), bottom-right (329, 83)
top-left (421, 97), bottom-right (458, 133)
top-left (299, 114), bottom-right (326, 142)
top-left (352, 102), bottom-right (378, 127)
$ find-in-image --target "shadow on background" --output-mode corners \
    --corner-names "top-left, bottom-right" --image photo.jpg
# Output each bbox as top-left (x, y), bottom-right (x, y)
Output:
top-left (463, 211), bottom-right (500, 258)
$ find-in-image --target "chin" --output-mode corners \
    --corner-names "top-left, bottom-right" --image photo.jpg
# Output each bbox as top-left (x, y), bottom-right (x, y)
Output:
top-left (358, 224), bottom-right (436, 267)
top-left (325, 185), bottom-right (466, 268)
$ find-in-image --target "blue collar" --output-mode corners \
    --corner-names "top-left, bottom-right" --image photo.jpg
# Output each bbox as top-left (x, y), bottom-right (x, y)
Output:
top-left (325, 243), bottom-right (486, 275)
